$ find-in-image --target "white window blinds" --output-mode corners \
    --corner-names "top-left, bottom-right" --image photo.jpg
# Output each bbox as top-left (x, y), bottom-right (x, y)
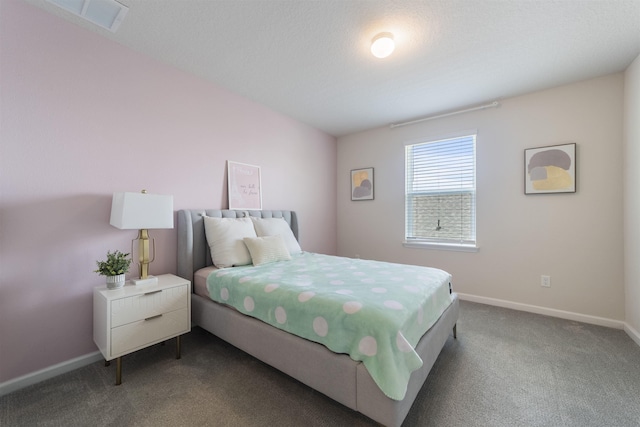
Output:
top-left (405, 134), bottom-right (476, 245)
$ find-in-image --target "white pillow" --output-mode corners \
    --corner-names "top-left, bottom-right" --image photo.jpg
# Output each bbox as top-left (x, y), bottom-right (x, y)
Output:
top-left (250, 217), bottom-right (302, 254)
top-left (243, 235), bottom-right (292, 266)
top-left (203, 216), bottom-right (257, 268)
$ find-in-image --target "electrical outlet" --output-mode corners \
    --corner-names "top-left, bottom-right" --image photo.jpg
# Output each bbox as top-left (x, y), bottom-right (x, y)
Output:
top-left (541, 275), bottom-right (551, 288)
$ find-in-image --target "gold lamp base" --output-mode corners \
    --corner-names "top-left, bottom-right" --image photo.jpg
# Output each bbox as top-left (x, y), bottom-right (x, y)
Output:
top-left (132, 228), bottom-right (156, 286)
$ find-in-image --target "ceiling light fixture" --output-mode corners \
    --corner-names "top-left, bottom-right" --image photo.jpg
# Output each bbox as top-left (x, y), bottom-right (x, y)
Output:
top-left (371, 32), bottom-right (395, 59)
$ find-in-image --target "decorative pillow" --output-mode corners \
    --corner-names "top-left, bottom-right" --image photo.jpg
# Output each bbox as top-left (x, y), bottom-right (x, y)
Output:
top-left (243, 235), bottom-right (292, 266)
top-left (250, 217), bottom-right (302, 255)
top-left (203, 216), bottom-right (257, 268)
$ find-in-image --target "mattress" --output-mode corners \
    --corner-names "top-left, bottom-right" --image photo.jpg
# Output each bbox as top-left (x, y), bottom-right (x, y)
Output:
top-left (194, 266), bottom-right (216, 297)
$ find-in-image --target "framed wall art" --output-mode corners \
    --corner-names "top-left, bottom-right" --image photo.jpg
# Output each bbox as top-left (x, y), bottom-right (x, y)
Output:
top-left (524, 143), bottom-right (576, 194)
top-left (351, 167), bottom-right (374, 201)
top-left (228, 161), bottom-right (262, 210)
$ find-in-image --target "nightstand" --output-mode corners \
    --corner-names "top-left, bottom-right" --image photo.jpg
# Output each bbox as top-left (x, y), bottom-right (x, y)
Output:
top-left (93, 273), bottom-right (191, 385)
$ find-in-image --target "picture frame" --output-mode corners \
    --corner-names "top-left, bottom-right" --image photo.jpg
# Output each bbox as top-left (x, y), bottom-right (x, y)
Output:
top-left (524, 143), bottom-right (576, 194)
top-left (227, 161), bottom-right (262, 210)
top-left (351, 167), bottom-right (374, 201)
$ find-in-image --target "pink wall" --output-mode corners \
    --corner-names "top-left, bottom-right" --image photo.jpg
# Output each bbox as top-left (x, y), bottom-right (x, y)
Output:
top-left (0, 0), bottom-right (337, 383)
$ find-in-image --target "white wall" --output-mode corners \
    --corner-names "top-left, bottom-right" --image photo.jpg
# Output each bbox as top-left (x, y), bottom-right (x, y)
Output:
top-left (624, 54), bottom-right (640, 342)
top-left (337, 74), bottom-right (625, 323)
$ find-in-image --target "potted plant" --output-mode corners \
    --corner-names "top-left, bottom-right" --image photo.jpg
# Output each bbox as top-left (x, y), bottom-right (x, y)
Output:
top-left (95, 250), bottom-right (132, 289)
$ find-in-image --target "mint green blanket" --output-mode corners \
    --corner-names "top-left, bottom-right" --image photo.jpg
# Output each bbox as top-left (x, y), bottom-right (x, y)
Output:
top-left (206, 252), bottom-right (453, 400)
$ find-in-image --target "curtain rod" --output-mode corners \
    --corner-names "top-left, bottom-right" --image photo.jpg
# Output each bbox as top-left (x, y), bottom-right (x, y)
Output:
top-left (389, 100), bottom-right (500, 129)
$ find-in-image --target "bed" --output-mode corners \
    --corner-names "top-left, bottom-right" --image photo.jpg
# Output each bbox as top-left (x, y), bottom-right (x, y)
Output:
top-left (177, 209), bottom-right (459, 427)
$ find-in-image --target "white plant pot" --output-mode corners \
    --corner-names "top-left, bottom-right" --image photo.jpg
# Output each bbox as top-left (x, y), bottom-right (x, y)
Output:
top-left (106, 274), bottom-right (126, 289)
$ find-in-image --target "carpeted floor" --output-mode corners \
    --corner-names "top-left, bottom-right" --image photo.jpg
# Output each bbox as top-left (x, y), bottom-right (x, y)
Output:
top-left (2, 301), bottom-right (640, 427)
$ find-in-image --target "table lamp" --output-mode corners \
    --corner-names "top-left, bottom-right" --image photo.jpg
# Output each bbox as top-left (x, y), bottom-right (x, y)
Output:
top-left (109, 190), bottom-right (174, 286)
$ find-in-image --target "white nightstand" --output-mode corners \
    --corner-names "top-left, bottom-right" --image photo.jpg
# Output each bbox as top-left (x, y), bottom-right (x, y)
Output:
top-left (93, 273), bottom-right (191, 385)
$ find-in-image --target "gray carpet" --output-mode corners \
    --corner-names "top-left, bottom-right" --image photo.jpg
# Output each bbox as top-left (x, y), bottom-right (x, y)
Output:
top-left (2, 301), bottom-right (640, 427)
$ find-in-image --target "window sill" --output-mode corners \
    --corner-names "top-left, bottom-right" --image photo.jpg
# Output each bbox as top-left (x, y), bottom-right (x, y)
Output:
top-left (402, 241), bottom-right (479, 252)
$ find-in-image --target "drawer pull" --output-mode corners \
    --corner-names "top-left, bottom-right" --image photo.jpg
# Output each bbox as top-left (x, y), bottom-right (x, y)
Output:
top-left (144, 290), bottom-right (162, 296)
top-left (145, 314), bottom-right (163, 321)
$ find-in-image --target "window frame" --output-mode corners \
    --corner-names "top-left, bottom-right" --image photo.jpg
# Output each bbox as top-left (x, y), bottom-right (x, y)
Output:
top-left (403, 132), bottom-right (479, 252)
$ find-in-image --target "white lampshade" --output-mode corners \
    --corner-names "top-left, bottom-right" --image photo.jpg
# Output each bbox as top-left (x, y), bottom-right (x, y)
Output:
top-left (371, 32), bottom-right (395, 59)
top-left (110, 192), bottom-right (174, 230)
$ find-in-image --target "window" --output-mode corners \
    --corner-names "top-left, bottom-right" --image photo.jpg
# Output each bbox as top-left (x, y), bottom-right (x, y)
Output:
top-left (405, 134), bottom-right (476, 248)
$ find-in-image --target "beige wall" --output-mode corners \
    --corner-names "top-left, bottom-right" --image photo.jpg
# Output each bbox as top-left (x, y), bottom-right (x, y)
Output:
top-left (337, 74), bottom-right (625, 323)
top-left (624, 54), bottom-right (640, 342)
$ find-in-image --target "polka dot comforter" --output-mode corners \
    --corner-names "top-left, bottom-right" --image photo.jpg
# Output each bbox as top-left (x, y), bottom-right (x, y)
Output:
top-left (206, 252), bottom-right (454, 400)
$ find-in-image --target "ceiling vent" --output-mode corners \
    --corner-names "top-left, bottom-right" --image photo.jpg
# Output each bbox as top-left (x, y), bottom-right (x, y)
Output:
top-left (46, 0), bottom-right (129, 33)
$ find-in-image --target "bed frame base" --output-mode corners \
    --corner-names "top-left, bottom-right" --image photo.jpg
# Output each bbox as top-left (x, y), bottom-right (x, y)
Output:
top-left (192, 292), bottom-right (458, 427)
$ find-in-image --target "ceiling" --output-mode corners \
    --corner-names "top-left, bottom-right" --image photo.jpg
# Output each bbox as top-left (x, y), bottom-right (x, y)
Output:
top-left (24, 0), bottom-right (640, 137)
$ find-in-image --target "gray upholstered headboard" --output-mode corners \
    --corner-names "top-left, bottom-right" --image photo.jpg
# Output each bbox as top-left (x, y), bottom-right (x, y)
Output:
top-left (177, 209), bottom-right (298, 284)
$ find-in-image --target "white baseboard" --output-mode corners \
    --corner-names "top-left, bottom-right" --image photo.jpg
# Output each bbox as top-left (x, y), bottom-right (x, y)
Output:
top-left (0, 351), bottom-right (103, 397)
top-left (624, 322), bottom-right (640, 347)
top-left (457, 292), bottom-right (625, 329)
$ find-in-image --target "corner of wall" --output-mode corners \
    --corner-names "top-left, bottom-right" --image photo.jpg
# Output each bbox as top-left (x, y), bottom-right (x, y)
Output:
top-left (624, 53), bottom-right (640, 334)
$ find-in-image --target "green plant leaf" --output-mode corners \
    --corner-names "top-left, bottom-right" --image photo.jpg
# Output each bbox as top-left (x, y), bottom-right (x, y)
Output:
top-left (94, 250), bottom-right (132, 276)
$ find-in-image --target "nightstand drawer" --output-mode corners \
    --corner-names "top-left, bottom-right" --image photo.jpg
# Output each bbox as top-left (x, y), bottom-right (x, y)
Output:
top-left (111, 307), bottom-right (189, 357)
top-left (111, 285), bottom-right (188, 327)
